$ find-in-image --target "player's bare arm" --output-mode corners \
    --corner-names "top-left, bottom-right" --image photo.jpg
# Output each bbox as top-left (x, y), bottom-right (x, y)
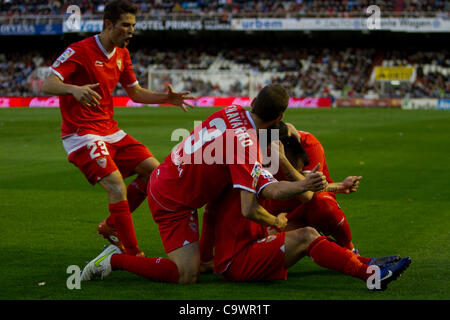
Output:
top-left (262, 164), bottom-right (327, 201)
top-left (325, 176), bottom-right (363, 194)
top-left (240, 190), bottom-right (288, 229)
top-left (125, 83), bottom-right (195, 112)
top-left (41, 74), bottom-right (102, 107)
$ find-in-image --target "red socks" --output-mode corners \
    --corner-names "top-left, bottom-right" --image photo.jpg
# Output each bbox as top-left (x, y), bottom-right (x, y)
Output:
top-left (109, 200), bottom-right (140, 256)
top-left (307, 236), bottom-right (370, 280)
top-left (304, 197), bottom-right (354, 250)
top-left (106, 177), bottom-right (147, 227)
top-left (199, 206), bottom-right (215, 263)
top-left (330, 217), bottom-right (353, 250)
top-left (111, 254), bottom-right (179, 283)
top-left (126, 177), bottom-right (148, 213)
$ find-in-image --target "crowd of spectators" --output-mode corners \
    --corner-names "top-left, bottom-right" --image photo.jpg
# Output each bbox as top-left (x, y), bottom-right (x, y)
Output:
top-left (0, 51), bottom-right (49, 96)
top-left (1, 46), bottom-right (448, 99)
top-left (1, 0), bottom-right (448, 21)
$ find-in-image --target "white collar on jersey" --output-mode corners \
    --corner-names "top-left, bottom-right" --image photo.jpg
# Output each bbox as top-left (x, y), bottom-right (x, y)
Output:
top-left (245, 110), bottom-right (257, 130)
top-left (94, 34), bottom-right (116, 60)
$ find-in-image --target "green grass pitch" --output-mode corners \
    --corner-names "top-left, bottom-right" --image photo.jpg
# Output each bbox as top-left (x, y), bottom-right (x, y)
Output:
top-left (0, 106), bottom-right (449, 300)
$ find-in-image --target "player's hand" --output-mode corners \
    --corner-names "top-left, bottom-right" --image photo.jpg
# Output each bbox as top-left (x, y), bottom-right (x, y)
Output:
top-left (301, 163), bottom-right (328, 192)
top-left (341, 176), bottom-right (362, 194)
top-left (274, 212), bottom-right (288, 230)
top-left (71, 83), bottom-right (102, 107)
top-left (167, 84), bottom-right (195, 112)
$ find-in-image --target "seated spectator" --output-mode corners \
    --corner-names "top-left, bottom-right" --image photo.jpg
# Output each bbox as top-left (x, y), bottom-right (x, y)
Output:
top-left (1, 46), bottom-right (448, 99)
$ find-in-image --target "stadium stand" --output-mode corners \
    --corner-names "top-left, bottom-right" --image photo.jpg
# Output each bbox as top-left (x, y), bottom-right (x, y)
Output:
top-left (0, 1), bottom-right (448, 99)
top-left (0, 0), bottom-right (448, 20)
top-left (1, 46), bottom-right (448, 98)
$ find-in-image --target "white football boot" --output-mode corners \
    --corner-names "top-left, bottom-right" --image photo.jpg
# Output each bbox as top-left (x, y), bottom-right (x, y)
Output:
top-left (81, 244), bottom-right (122, 281)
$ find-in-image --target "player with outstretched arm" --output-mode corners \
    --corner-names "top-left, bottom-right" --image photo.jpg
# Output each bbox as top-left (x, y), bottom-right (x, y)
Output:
top-left (198, 122), bottom-right (411, 290)
top-left (79, 84), bottom-right (328, 284)
top-left (42, 0), bottom-right (194, 257)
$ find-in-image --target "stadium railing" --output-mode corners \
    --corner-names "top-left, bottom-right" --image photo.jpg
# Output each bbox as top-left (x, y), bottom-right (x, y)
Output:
top-left (0, 10), bottom-right (448, 26)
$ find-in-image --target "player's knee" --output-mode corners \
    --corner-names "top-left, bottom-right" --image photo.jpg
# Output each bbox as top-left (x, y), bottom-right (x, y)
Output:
top-left (100, 173), bottom-right (127, 198)
top-left (297, 226), bottom-right (320, 246)
top-left (108, 181), bottom-right (127, 199)
top-left (178, 268), bottom-right (200, 284)
top-left (174, 258), bottom-right (200, 284)
top-left (307, 198), bottom-right (345, 230)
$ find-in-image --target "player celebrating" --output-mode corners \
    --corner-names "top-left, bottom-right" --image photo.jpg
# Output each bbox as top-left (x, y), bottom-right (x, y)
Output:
top-left (262, 121), bottom-right (363, 252)
top-left (42, 0), bottom-right (193, 256)
top-left (198, 121), bottom-right (399, 270)
top-left (199, 186), bottom-right (410, 290)
top-left (79, 84), bottom-right (329, 284)
top-left (198, 135), bottom-right (411, 290)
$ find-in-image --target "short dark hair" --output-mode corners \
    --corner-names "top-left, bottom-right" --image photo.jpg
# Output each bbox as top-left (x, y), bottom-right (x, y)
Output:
top-left (268, 121), bottom-right (309, 167)
top-left (103, 0), bottom-right (138, 25)
top-left (251, 84), bottom-right (289, 122)
top-left (282, 135), bottom-right (309, 168)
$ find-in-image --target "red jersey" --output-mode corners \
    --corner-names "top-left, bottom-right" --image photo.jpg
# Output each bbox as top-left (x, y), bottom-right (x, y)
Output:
top-left (299, 130), bottom-right (332, 183)
top-left (263, 130), bottom-right (334, 214)
top-left (149, 105), bottom-right (276, 216)
top-left (50, 35), bottom-right (138, 137)
top-left (208, 182), bottom-right (271, 274)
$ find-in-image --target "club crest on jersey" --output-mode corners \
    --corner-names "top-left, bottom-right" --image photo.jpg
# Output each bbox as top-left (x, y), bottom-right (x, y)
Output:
top-left (116, 59), bottom-right (122, 70)
top-left (189, 222), bottom-right (197, 232)
top-left (96, 157), bottom-right (107, 168)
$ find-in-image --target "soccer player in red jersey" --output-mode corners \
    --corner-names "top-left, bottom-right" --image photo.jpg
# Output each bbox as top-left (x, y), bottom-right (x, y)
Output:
top-left (80, 84), bottom-right (329, 284)
top-left (41, 0), bottom-right (193, 256)
top-left (198, 132), bottom-right (411, 290)
top-left (262, 122), bottom-right (363, 252)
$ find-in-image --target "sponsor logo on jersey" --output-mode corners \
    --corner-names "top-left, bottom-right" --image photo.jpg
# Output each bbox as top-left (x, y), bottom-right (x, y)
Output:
top-left (251, 161), bottom-right (262, 178)
top-left (95, 60), bottom-right (104, 67)
top-left (56, 47), bottom-right (75, 64)
top-left (261, 168), bottom-right (275, 181)
top-left (251, 161), bottom-right (262, 188)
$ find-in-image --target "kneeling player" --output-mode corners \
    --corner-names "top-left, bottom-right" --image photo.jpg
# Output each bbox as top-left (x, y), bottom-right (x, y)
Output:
top-left (263, 121), bottom-right (362, 252)
top-left (201, 185), bottom-right (410, 291)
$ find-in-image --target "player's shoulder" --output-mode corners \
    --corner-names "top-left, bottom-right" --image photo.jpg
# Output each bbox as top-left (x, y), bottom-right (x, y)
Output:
top-left (69, 36), bottom-right (95, 50)
top-left (224, 104), bottom-right (244, 113)
top-left (299, 130), bottom-right (321, 146)
top-left (222, 105), bottom-right (253, 126)
top-left (62, 36), bottom-right (95, 58)
top-left (215, 104), bottom-right (243, 119)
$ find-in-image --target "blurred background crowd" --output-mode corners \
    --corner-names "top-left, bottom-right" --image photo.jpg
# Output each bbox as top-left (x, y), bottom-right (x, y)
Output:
top-left (0, 0), bottom-right (448, 99)
top-left (1, 0), bottom-right (449, 18)
top-left (1, 47), bottom-right (448, 98)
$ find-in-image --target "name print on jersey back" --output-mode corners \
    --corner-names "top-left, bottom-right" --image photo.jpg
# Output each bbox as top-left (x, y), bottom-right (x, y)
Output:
top-left (170, 105), bottom-right (280, 174)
